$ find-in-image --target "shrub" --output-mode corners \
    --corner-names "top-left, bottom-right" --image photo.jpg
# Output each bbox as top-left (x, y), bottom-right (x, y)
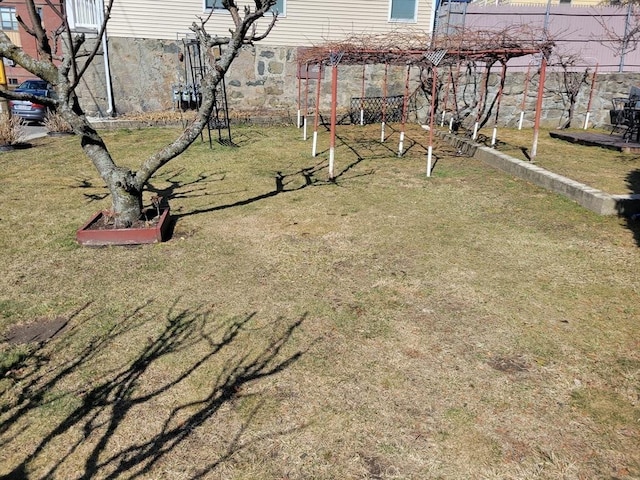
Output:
top-left (0, 114), bottom-right (25, 145)
top-left (44, 112), bottom-right (73, 133)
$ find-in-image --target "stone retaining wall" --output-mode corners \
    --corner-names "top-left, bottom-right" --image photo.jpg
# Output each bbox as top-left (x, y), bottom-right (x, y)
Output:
top-left (77, 37), bottom-right (640, 129)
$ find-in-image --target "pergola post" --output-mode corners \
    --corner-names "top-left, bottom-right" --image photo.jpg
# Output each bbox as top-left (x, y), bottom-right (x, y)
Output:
top-left (297, 62), bottom-right (302, 128)
top-left (329, 51), bottom-right (343, 180)
top-left (303, 62), bottom-right (309, 140)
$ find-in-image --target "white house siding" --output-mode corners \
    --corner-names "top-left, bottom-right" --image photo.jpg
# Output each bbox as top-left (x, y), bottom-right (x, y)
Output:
top-left (107, 0), bottom-right (434, 45)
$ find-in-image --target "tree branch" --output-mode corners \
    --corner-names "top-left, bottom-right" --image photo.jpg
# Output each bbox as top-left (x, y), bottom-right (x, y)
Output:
top-left (134, 0), bottom-right (277, 187)
top-left (0, 32), bottom-right (58, 84)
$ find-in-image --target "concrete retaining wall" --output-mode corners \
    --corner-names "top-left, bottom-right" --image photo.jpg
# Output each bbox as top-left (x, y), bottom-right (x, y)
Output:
top-left (435, 130), bottom-right (640, 216)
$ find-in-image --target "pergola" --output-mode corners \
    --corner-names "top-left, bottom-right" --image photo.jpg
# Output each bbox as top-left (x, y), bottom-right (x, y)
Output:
top-left (297, 28), bottom-right (555, 178)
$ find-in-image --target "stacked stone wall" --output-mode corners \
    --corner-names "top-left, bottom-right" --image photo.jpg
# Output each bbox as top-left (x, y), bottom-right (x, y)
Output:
top-left (79, 37), bottom-right (640, 128)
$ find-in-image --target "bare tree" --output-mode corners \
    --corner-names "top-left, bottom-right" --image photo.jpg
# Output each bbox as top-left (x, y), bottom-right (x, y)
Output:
top-left (0, 0), bottom-right (277, 227)
top-left (551, 53), bottom-right (590, 129)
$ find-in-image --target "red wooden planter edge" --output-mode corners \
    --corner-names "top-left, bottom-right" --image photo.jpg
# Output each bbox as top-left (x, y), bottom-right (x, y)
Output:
top-left (76, 207), bottom-right (171, 246)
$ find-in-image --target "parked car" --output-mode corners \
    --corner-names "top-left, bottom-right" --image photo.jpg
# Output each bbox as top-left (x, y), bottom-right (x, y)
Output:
top-left (9, 79), bottom-right (54, 123)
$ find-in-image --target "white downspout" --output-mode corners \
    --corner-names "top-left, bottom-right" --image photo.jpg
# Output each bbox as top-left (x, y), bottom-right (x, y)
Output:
top-left (98, 0), bottom-right (115, 116)
top-left (429, 0), bottom-right (438, 36)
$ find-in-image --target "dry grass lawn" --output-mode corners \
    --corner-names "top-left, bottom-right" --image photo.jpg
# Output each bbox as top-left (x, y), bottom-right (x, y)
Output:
top-left (0, 123), bottom-right (639, 479)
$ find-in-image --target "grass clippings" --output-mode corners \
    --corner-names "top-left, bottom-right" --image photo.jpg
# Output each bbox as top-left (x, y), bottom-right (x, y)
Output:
top-left (0, 123), bottom-right (639, 479)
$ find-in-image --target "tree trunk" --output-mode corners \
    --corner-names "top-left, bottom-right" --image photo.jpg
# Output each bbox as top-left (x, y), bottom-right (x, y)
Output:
top-left (107, 169), bottom-right (143, 227)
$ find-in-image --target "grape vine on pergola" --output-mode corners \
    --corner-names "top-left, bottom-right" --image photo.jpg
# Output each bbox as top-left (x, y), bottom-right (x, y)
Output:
top-left (297, 27), bottom-right (555, 178)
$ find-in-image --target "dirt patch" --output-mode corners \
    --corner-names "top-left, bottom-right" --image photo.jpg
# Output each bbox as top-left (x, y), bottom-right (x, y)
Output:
top-left (4, 317), bottom-right (69, 345)
top-left (488, 355), bottom-right (530, 373)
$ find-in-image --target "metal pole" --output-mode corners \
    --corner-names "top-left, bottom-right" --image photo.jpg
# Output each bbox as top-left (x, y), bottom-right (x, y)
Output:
top-left (381, 63), bottom-right (388, 142)
top-left (297, 62), bottom-right (302, 128)
top-left (98, 0), bottom-right (115, 115)
top-left (531, 56), bottom-right (547, 161)
top-left (312, 63), bottom-right (322, 157)
top-left (360, 65), bottom-right (366, 125)
top-left (303, 63), bottom-right (309, 140)
top-left (329, 62), bottom-right (338, 180)
top-left (620, 3), bottom-right (633, 73)
top-left (427, 67), bottom-right (437, 177)
top-left (543, 0), bottom-right (551, 35)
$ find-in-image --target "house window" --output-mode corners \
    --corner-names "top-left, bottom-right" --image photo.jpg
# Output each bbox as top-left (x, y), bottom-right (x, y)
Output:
top-left (0, 7), bottom-right (18, 31)
top-left (205, 0), bottom-right (285, 15)
top-left (205, 0), bottom-right (225, 9)
top-left (66, 0), bottom-right (102, 30)
top-left (270, 0), bottom-right (285, 16)
top-left (389, 0), bottom-right (417, 22)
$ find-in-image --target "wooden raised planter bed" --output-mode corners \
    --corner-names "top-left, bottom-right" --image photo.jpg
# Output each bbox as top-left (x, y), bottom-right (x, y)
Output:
top-left (76, 207), bottom-right (171, 246)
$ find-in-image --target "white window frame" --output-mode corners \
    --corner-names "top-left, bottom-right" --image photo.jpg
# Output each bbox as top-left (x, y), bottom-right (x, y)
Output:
top-left (0, 6), bottom-right (18, 31)
top-left (66, 0), bottom-right (102, 30)
top-left (388, 0), bottom-right (418, 23)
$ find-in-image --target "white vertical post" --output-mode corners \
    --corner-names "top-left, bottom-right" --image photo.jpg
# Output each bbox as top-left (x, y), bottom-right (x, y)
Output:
top-left (472, 122), bottom-right (479, 140)
top-left (584, 112), bottom-right (591, 130)
top-left (449, 117), bottom-right (454, 133)
top-left (381, 122), bottom-right (386, 142)
top-left (518, 111), bottom-right (524, 130)
top-left (491, 127), bottom-right (497, 147)
top-left (440, 110), bottom-right (446, 127)
top-left (297, 110), bottom-right (301, 128)
top-left (427, 145), bottom-right (433, 177)
top-left (303, 116), bottom-right (307, 141)
top-left (329, 147), bottom-right (335, 178)
top-left (398, 131), bottom-right (405, 157)
top-left (312, 131), bottom-right (318, 157)
top-left (360, 109), bottom-right (364, 126)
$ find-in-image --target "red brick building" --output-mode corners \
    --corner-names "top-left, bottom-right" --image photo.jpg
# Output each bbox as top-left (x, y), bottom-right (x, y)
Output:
top-left (0, 0), bottom-right (64, 86)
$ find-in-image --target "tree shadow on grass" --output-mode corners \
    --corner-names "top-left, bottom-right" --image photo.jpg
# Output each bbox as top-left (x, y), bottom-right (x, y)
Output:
top-left (173, 158), bottom-right (344, 220)
top-left (0, 302), bottom-right (308, 479)
top-left (72, 168), bottom-right (228, 207)
top-left (620, 169), bottom-right (640, 247)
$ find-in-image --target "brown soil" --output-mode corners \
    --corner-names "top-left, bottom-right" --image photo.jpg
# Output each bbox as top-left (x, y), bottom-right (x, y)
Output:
top-left (5, 317), bottom-right (69, 345)
top-left (85, 208), bottom-right (162, 231)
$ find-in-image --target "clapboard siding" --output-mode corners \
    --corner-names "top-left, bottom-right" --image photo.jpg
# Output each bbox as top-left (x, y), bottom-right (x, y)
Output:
top-left (107, 0), bottom-right (433, 45)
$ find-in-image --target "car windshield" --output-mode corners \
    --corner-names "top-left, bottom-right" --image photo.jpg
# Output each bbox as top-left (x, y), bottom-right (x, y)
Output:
top-left (18, 80), bottom-right (49, 90)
